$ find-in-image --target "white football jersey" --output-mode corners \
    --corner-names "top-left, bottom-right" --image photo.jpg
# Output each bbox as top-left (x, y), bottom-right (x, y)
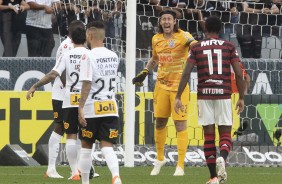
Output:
top-left (52, 37), bottom-right (73, 101)
top-left (79, 47), bottom-right (119, 118)
top-left (53, 47), bottom-right (91, 108)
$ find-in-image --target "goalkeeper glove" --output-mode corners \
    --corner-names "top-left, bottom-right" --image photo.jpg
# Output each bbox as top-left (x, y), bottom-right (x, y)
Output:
top-left (132, 68), bottom-right (149, 86)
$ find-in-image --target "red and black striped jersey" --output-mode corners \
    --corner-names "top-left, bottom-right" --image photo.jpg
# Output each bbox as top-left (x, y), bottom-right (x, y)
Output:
top-left (188, 37), bottom-right (240, 99)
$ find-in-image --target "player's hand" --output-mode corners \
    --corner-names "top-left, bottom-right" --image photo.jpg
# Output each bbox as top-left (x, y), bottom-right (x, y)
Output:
top-left (132, 68), bottom-right (149, 86)
top-left (20, 5), bottom-right (26, 12)
top-left (235, 99), bottom-right (244, 115)
top-left (78, 108), bottom-right (87, 127)
top-left (26, 86), bottom-right (36, 100)
top-left (8, 3), bottom-right (19, 14)
top-left (44, 5), bottom-right (53, 14)
top-left (174, 98), bottom-right (184, 115)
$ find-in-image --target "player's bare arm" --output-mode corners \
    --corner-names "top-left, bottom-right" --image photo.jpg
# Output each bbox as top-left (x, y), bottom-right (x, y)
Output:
top-left (19, 1), bottom-right (30, 12)
top-left (231, 61), bottom-right (245, 114)
top-left (244, 74), bottom-right (251, 94)
top-left (26, 70), bottom-right (59, 100)
top-left (78, 80), bottom-right (91, 127)
top-left (174, 61), bottom-right (194, 114)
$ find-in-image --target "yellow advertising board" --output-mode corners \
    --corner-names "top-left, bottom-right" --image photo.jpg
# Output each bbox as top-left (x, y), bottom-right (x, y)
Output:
top-left (0, 91), bottom-right (55, 155)
top-left (0, 91), bottom-right (240, 155)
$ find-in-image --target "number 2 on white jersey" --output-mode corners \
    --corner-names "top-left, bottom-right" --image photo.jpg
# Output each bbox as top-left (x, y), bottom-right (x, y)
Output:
top-left (203, 49), bottom-right (222, 75)
top-left (91, 78), bottom-right (116, 99)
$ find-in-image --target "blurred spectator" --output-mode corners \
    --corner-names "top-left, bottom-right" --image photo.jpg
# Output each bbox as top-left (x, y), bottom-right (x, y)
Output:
top-left (186, 0), bottom-right (215, 40)
top-left (0, 0), bottom-right (29, 57)
top-left (116, 0), bottom-right (158, 56)
top-left (100, 0), bottom-right (116, 50)
top-left (236, 0), bottom-right (279, 58)
top-left (54, 0), bottom-right (79, 37)
top-left (75, 0), bottom-right (103, 24)
top-left (156, 0), bottom-right (189, 31)
top-left (156, 0), bottom-right (188, 19)
top-left (214, 0), bottom-right (239, 41)
top-left (136, 0), bottom-right (158, 57)
top-left (25, 0), bottom-right (60, 57)
top-left (260, 0), bottom-right (281, 37)
top-left (115, 0), bottom-right (125, 54)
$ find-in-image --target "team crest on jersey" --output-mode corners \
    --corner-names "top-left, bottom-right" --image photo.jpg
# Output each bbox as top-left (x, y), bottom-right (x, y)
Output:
top-left (64, 44), bottom-right (68, 48)
top-left (109, 129), bottom-right (118, 138)
top-left (64, 122), bottom-right (69, 129)
top-left (81, 129), bottom-right (93, 138)
top-left (169, 40), bottom-right (175, 48)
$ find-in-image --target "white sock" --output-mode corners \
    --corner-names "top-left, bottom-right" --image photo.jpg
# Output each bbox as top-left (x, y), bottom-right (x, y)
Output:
top-left (66, 139), bottom-right (79, 176)
top-left (76, 139), bottom-right (81, 168)
top-left (101, 147), bottom-right (119, 178)
top-left (78, 148), bottom-right (92, 184)
top-left (47, 131), bottom-right (62, 172)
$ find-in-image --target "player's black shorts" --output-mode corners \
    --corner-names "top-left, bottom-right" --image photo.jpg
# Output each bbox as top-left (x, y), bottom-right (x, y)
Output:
top-left (52, 99), bottom-right (63, 123)
top-left (63, 107), bottom-right (80, 134)
top-left (79, 116), bottom-right (119, 144)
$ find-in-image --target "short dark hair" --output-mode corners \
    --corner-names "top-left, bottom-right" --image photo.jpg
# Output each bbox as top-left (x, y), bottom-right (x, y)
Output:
top-left (159, 9), bottom-right (176, 19)
top-left (68, 20), bottom-right (85, 37)
top-left (87, 21), bottom-right (105, 30)
top-left (205, 16), bottom-right (222, 34)
top-left (158, 10), bottom-right (179, 33)
top-left (71, 27), bottom-right (86, 44)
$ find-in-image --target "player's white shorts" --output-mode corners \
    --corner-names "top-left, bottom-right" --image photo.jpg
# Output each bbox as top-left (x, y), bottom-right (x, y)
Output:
top-left (198, 99), bottom-right (232, 126)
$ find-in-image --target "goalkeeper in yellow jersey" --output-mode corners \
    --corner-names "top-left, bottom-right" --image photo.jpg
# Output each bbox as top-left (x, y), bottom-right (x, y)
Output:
top-left (132, 9), bottom-right (197, 176)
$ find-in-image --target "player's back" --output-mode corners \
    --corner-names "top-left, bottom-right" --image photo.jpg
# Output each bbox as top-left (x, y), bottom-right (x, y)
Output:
top-left (54, 47), bottom-right (90, 108)
top-left (90, 47), bottom-right (119, 100)
top-left (63, 47), bottom-right (89, 92)
top-left (189, 38), bottom-right (240, 99)
top-left (80, 47), bottom-right (120, 118)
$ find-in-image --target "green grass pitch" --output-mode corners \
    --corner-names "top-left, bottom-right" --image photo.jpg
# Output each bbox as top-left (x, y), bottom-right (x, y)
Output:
top-left (0, 166), bottom-right (281, 184)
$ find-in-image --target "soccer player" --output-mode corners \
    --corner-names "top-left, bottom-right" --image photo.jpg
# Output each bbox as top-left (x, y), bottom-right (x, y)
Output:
top-left (43, 20), bottom-right (82, 179)
top-left (132, 9), bottom-right (197, 176)
top-left (77, 21), bottom-right (121, 184)
top-left (26, 20), bottom-right (88, 180)
top-left (174, 16), bottom-right (245, 184)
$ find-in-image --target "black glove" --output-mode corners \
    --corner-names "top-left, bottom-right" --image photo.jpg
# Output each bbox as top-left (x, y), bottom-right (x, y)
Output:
top-left (132, 68), bottom-right (149, 86)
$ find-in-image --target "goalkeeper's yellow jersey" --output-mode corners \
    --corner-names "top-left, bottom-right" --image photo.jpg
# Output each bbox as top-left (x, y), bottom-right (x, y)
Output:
top-left (152, 29), bottom-right (197, 91)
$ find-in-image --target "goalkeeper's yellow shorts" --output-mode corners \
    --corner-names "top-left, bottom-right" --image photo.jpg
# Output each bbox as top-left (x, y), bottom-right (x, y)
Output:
top-left (153, 83), bottom-right (189, 121)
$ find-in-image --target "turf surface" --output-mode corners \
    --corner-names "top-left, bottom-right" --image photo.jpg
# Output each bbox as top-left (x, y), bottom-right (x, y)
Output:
top-left (0, 166), bottom-right (281, 184)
